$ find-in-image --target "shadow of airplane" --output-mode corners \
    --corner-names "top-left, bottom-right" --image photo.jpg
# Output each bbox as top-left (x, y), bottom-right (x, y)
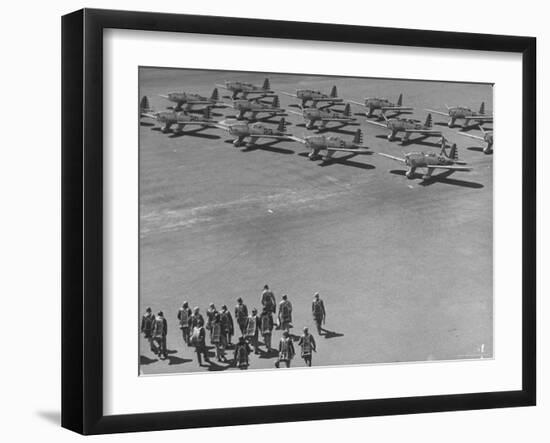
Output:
top-left (139, 355), bottom-right (159, 365)
top-left (167, 355), bottom-right (193, 366)
top-left (241, 141), bottom-right (295, 155)
top-left (318, 155), bottom-right (375, 171)
top-left (315, 124), bottom-right (361, 136)
top-left (169, 127), bottom-right (220, 139)
top-left (390, 169), bottom-right (484, 189)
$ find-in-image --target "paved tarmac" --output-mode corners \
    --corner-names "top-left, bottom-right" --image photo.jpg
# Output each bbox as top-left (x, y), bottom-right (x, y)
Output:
top-left (138, 68), bottom-right (493, 374)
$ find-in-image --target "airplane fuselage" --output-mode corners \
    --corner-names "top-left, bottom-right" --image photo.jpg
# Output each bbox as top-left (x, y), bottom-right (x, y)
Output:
top-left (365, 97), bottom-right (394, 110)
top-left (384, 118), bottom-right (438, 142)
top-left (404, 152), bottom-right (459, 178)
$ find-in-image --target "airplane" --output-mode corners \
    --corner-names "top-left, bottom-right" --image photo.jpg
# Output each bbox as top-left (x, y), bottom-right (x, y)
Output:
top-left (214, 117), bottom-right (294, 147)
top-left (347, 93), bottom-right (413, 118)
top-left (424, 102), bottom-right (493, 128)
top-left (366, 113), bottom-right (442, 144)
top-left (289, 129), bottom-right (369, 162)
top-left (158, 88), bottom-right (224, 111)
top-left (278, 85), bottom-right (343, 108)
top-left (457, 126), bottom-right (493, 154)
top-left (215, 78), bottom-right (274, 99)
top-left (286, 103), bottom-right (357, 130)
top-left (378, 138), bottom-right (471, 180)
top-left (228, 95), bottom-right (286, 120)
top-left (141, 98), bottom-right (218, 133)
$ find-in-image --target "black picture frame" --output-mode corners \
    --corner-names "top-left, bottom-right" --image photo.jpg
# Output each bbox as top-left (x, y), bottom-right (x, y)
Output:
top-left (62, 8), bottom-right (536, 435)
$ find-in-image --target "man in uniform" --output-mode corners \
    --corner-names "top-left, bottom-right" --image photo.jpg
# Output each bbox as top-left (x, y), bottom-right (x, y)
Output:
top-left (259, 307), bottom-right (275, 352)
top-left (177, 301), bottom-right (192, 346)
top-left (205, 302), bottom-right (217, 342)
top-left (191, 324), bottom-right (210, 366)
top-left (151, 311), bottom-right (168, 360)
top-left (261, 284), bottom-right (276, 314)
top-left (245, 308), bottom-right (260, 354)
top-left (234, 297), bottom-right (249, 336)
top-left (140, 307), bottom-right (155, 352)
top-left (190, 306), bottom-right (205, 330)
top-left (298, 327), bottom-right (317, 367)
top-left (278, 294), bottom-right (293, 331)
top-left (210, 312), bottom-right (227, 362)
top-left (219, 304), bottom-right (234, 346)
top-left (234, 336), bottom-right (252, 369)
top-left (311, 292), bottom-right (326, 335)
top-left (275, 331), bottom-right (295, 368)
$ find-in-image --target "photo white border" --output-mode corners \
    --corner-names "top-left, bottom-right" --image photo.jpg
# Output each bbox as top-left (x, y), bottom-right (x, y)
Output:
top-left (103, 29), bottom-right (523, 416)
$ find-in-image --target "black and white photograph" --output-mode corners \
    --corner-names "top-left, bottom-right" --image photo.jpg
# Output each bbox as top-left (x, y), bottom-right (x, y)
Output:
top-left (138, 67), bottom-right (494, 375)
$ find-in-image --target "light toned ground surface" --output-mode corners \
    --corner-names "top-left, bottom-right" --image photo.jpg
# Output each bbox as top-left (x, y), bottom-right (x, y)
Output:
top-left (139, 68), bottom-right (493, 374)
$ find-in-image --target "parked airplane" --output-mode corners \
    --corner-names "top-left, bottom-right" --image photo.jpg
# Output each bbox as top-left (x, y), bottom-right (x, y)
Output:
top-left (289, 129), bottom-right (369, 161)
top-left (458, 126), bottom-right (493, 154)
top-left (425, 102), bottom-right (493, 128)
top-left (158, 88), bottom-right (224, 111)
top-left (141, 98), bottom-right (218, 133)
top-left (366, 114), bottom-right (442, 144)
top-left (347, 93), bottom-right (413, 118)
top-left (278, 85), bottom-right (343, 108)
top-left (215, 78), bottom-right (274, 99)
top-left (287, 103), bottom-right (357, 130)
top-left (214, 118), bottom-right (294, 147)
top-left (229, 95), bottom-right (286, 120)
top-left (378, 138), bottom-right (471, 179)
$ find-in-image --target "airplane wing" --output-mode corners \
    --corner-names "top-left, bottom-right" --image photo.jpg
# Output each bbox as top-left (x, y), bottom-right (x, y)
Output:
top-left (327, 147), bottom-right (369, 154)
top-left (378, 152), bottom-right (406, 163)
top-left (458, 132), bottom-right (484, 141)
top-left (214, 83), bottom-right (228, 90)
top-left (158, 94), bottom-right (170, 99)
top-left (312, 98), bottom-right (342, 102)
top-left (404, 129), bottom-right (442, 134)
top-left (424, 108), bottom-right (448, 116)
top-left (430, 165), bottom-right (472, 171)
top-left (211, 122), bottom-right (231, 131)
top-left (286, 109), bottom-right (303, 116)
top-left (320, 117), bottom-right (355, 122)
top-left (471, 116), bottom-right (493, 122)
top-left (381, 106), bottom-right (413, 111)
top-left (288, 135), bottom-right (307, 144)
top-left (345, 99), bottom-right (365, 106)
top-left (141, 112), bottom-right (158, 119)
top-left (254, 134), bottom-right (295, 140)
top-left (276, 91), bottom-right (298, 98)
top-left (364, 120), bottom-right (388, 128)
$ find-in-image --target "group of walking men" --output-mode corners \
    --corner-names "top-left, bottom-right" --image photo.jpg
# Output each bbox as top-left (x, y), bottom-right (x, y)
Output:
top-left (140, 285), bottom-right (327, 369)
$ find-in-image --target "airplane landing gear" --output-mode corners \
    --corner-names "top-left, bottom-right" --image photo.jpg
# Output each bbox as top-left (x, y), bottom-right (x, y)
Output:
top-left (406, 168), bottom-right (415, 179)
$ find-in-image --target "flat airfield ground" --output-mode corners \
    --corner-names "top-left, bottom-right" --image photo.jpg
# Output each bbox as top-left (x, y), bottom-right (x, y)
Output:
top-left (139, 69), bottom-right (493, 374)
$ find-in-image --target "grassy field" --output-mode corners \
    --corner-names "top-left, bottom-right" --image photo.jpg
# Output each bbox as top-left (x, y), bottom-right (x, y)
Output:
top-left (139, 68), bottom-right (493, 374)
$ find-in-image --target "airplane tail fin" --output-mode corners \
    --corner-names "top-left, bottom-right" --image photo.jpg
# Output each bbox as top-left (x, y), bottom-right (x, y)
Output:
top-left (343, 103), bottom-right (351, 117)
top-left (140, 95), bottom-right (151, 113)
top-left (353, 129), bottom-right (363, 145)
top-left (424, 113), bottom-right (433, 128)
top-left (397, 93), bottom-right (403, 106)
top-left (263, 78), bottom-right (271, 90)
top-left (479, 101), bottom-right (485, 115)
top-left (272, 95), bottom-right (280, 108)
top-left (330, 85), bottom-right (338, 98)
top-left (210, 88), bottom-right (219, 101)
top-left (277, 118), bottom-right (286, 132)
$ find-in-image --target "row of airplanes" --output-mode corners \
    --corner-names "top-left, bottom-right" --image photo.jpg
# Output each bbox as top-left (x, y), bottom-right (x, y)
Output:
top-left (139, 77), bottom-right (494, 180)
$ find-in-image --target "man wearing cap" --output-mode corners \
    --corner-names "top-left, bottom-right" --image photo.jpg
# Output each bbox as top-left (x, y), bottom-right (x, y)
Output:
top-left (275, 331), bottom-right (295, 368)
top-left (141, 307), bottom-right (155, 353)
top-left (205, 303), bottom-right (217, 342)
top-left (278, 294), bottom-right (293, 331)
top-left (190, 306), bottom-right (205, 330)
top-left (298, 327), bottom-right (317, 367)
top-left (219, 304), bottom-right (234, 346)
top-left (245, 308), bottom-right (260, 354)
top-left (191, 324), bottom-right (210, 366)
top-left (259, 308), bottom-right (275, 352)
top-left (151, 311), bottom-right (168, 360)
top-left (210, 312), bottom-right (227, 362)
top-left (261, 284), bottom-right (276, 314)
top-left (177, 301), bottom-right (192, 346)
top-left (311, 292), bottom-right (326, 335)
top-left (234, 297), bottom-right (249, 336)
